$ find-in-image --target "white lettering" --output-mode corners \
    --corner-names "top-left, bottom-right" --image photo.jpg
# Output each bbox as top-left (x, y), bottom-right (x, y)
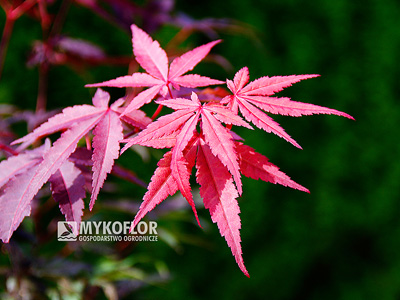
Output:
top-left (124, 221), bottom-right (131, 235)
top-left (93, 221), bottom-right (102, 234)
top-left (149, 221), bottom-right (158, 234)
top-left (137, 221), bottom-right (147, 234)
top-left (103, 221), bottom-right (112, 235)
top-left (112, 222), bottom-right (122, 234)
top-left (80, 222), bottom-right (91, 235)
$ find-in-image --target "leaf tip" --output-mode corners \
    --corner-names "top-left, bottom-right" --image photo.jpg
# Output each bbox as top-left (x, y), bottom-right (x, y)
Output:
top-left (213, 39), bottom-right (223, 45)
top-left (292, 141), bottom-right (303, 150)
top-left (120, 142), bottom-right (131, 155)
top-left (346, 113), bottom-right (355, 121)
top-left (85, 83), bottom-right (104, 88)
top-left (0, 236), bottom-right (10, 243)
top-left (89, 198), bottom-right (95, 211)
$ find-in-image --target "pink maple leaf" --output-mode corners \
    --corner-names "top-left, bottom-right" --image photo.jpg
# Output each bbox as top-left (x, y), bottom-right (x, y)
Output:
top-left (223, 67), bottom-right (354, 148)
top-left (235, 141), bottom-right (309, 193)
top-left (86, 24), bottom-right (224, 115)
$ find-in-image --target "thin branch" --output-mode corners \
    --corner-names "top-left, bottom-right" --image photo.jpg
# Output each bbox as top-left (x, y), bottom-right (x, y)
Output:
top-left (0, 0), bottom-right (39, 79)
top-left (38, 0), bottom-right (51, 33)
top-left (0, 0), bottom-right (12, 12)
top-left (35, 63), bottom-right (49, 113)
top-left (79, 1), bottom-right (129, 32)
top-left (9, 0), bottom-right (37, 20)
top-left (0, 16), bottom-right (14, 80)
top-left (50, 0), bottom-right (71, 38)
top-left (111, 164), bottom-right (147, 188)
top-left (167, 85), bottom-right (174, 99)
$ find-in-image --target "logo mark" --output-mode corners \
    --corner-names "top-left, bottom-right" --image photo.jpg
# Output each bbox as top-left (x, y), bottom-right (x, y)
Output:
top-left (57, 222), bottom-right (77, 241)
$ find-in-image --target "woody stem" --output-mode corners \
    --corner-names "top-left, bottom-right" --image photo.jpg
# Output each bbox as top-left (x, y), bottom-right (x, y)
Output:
top-left (0, 16), bottom-right (14, 80)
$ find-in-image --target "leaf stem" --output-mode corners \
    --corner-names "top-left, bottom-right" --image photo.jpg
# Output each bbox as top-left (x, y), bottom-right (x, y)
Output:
top-left (151, 104), bottom-right (163, 120)
top-left (36, 62), bottom-right (48, 113)
top-left (151, 84), bottom-right (174, 120)
top-left (123, 130), bottom-right (136, 139)
top-left (0, 143), bottom-right (18, 155)
top-left (85, 134), bottom-right (92, 150)
top-left (167, 84), bottom-right (174, 99)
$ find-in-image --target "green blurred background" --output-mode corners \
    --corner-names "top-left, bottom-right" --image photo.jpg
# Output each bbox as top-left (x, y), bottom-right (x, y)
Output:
top-left (1, 0), bottom-right (399, 299)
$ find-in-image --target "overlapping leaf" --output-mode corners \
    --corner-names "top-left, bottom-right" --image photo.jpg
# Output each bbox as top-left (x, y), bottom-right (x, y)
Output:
top-left (130, 137), bottom-right (200, 231)
top-left (49, 160), bottom-right (86, 235)
top-left (196, 138), bottom-right (249, 277)
top-left (0, 140), bottom-right (87, 242)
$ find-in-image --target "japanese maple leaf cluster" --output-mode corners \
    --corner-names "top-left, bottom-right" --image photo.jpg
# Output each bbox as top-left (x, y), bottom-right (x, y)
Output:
top-left (0, 24), bottom-right (353, 277)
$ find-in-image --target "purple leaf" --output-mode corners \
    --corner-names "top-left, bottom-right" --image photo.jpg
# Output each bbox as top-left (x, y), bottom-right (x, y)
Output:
top-left (0, 165), bottom-right (40, 243)
top-left (57, 36), bottom-right (106, 60)
top-left (0, 141), bottom-right (50, 188)
top-left (12, 105), bottom-right (106, 148)
top-left (1, 117), bottom-right (106, 242)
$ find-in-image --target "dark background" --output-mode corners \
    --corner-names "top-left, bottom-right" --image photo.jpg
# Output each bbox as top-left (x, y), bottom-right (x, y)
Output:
top-left (1, 0), bottom-right (399, 299)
